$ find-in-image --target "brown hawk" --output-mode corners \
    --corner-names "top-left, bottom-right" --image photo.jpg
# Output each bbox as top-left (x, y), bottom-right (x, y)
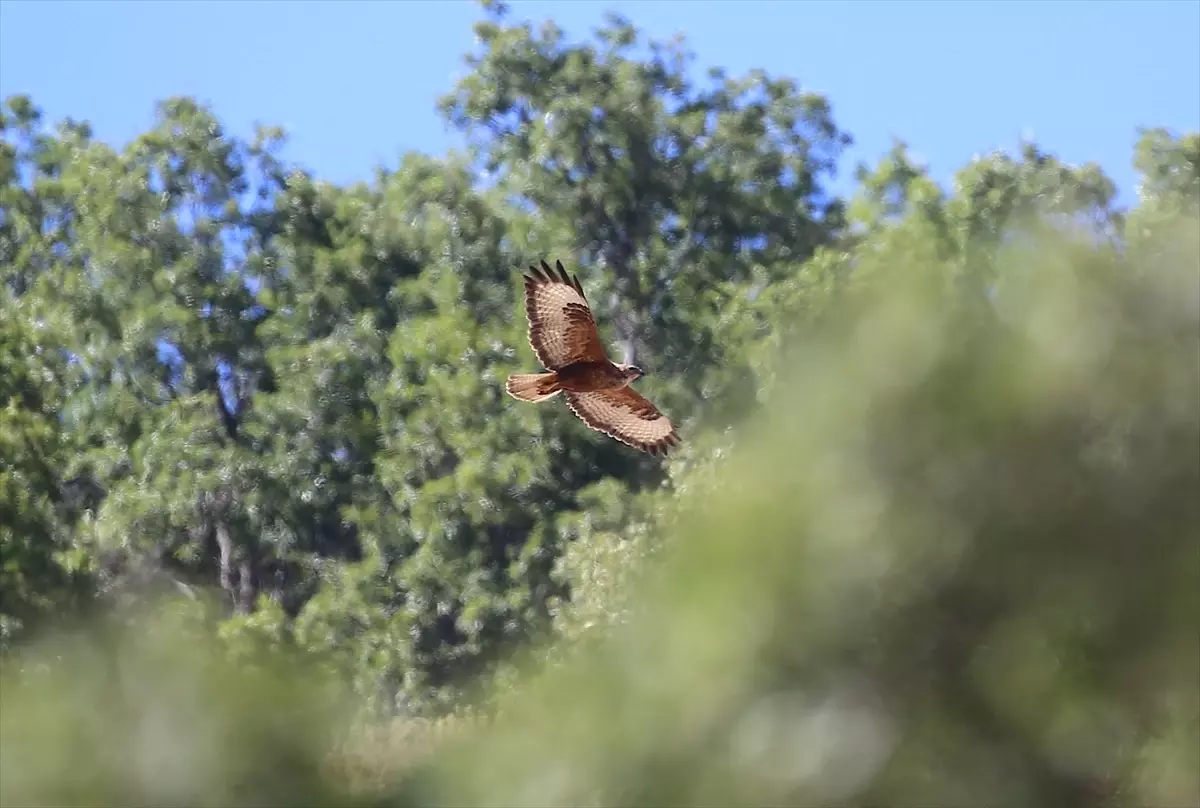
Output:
top-left (506, 259), bottom-right (680, 457)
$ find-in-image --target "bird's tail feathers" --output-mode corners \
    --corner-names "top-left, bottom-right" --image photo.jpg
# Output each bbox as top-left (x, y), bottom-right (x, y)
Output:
top-left (506, 372), bottom-right (561, 402)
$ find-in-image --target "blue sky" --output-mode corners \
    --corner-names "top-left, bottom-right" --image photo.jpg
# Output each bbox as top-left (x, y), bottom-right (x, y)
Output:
top-left (2, 0), bottom-right (1198, 207)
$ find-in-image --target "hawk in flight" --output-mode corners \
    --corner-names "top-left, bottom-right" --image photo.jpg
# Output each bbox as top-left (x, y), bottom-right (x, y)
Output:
top-left (506, 259), bottom-right (680, 457)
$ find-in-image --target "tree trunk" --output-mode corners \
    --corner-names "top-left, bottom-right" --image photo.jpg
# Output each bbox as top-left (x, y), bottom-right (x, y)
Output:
top-left (215, 520), bottom-right (235, 606)
top-left (236, 556), bottom-right (256, 615)
top-left (214, 518), bottom-right (256, 615)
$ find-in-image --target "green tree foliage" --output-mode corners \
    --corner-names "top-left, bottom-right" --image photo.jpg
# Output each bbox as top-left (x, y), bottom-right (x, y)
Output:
top-left (0, 314), bottom-right (91, 644)
top-left (1, 4), bottom-right (1198, 804)
top-left (4, 211), bottom-right (1196, 808)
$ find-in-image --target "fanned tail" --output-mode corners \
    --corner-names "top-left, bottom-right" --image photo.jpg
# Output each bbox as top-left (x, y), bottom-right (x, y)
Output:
top-left (506, 372), bottom-right (561, 402)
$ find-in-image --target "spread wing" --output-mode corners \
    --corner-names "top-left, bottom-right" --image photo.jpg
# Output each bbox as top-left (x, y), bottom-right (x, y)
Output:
top-left (564, 387), bottom-right (681, 457)
top-left (523, 259), bottom-right (609, 370)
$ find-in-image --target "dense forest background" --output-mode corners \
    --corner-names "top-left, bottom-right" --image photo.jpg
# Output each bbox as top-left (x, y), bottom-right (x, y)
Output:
top-left (2, 4), bottom-right (1198, 806)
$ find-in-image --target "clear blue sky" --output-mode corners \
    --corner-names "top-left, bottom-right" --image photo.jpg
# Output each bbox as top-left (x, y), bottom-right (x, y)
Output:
top-left (2, 0), bottom-right (1198, 207)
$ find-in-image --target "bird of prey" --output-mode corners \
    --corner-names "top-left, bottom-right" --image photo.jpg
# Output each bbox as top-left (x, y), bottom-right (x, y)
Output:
top-left (506, 259), bottom-right (680, 457)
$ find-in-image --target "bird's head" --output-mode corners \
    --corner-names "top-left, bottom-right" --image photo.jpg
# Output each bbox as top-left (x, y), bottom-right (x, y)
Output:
top-left (617, 364), bottom-right (646, 382)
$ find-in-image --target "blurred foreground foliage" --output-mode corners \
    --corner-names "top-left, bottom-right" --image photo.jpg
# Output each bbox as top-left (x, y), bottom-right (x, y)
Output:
top-left (4, 212), bottom-right (1197, 807)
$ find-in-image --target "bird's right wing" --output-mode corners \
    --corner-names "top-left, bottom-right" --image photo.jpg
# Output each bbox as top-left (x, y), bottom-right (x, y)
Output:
top-left (523, 259), bottom-right (610, 370)
top-left (564, 386), bottom-right (680, 456)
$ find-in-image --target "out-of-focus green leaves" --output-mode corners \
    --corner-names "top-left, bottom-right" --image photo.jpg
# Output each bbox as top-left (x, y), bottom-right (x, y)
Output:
top-left (1, 598), bottom-right (362, 808)
top-left (409, 216), bottom-right (1200, 808)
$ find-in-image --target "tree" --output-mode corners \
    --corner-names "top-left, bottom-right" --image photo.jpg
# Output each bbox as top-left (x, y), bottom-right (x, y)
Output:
top-left (282, 153), bottom-right (570, 712)
top-left (0, 99), bottom-right (95, 646)
top-left (0, 314), bottom-right (91, 646)
top-left (1126, 128), bottom-right (1200, 253)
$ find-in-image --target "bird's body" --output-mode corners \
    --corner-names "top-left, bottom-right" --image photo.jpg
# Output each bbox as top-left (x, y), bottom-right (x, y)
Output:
top-left (556, 360), bottom-right (639, 392)
top-left (506, 259), bottom-right (680, 456)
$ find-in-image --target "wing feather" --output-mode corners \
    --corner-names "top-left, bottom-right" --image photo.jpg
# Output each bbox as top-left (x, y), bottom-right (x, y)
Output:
top-left (564, 387), bottom-right (681, 456)
top-left (522, 260), bottom-right (609, 370)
